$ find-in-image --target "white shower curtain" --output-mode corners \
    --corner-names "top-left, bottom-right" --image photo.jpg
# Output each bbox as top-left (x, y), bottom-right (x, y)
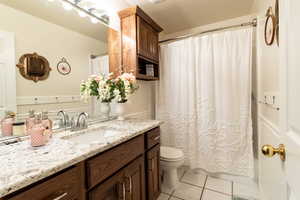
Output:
top-left (156, 28), bottom-right (254, 177)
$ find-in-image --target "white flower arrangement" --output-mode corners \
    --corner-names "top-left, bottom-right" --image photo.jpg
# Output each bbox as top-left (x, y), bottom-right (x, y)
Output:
top-left (80, 73), bottom-right (138, 103)
top-left (114, 73), bottom-right (139, 103)
top-left (80, 73), bottom-right (115, 103)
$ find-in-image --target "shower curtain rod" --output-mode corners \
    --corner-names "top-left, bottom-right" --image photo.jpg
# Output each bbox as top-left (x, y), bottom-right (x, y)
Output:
top-left (90, 52), bottom-right (108, 59)
top-left (159, 18), bottom-right (257, 44)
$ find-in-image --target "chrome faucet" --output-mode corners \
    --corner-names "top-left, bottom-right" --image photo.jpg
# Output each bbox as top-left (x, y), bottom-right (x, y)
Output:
top-left (57, 110), bottom-right (70, 128)
top-left (71, 112), bottom-right (89, 131)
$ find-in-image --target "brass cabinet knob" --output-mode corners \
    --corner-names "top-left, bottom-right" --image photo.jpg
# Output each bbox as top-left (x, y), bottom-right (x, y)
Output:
top-left (261, 144), bottom-right (286, 161)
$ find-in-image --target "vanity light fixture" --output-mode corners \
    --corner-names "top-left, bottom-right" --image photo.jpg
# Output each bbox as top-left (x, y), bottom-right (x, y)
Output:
top-left (47, 0), bottom-right (109, 25)
top-left (62, 1), bottom-right (73, 10)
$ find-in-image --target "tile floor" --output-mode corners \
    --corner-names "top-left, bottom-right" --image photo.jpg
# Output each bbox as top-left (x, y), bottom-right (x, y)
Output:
top-left (158, 167), bottom-right (259, 200)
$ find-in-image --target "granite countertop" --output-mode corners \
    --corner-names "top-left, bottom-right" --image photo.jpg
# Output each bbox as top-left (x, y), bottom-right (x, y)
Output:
top-left (0, 119), bottom-right (162, 198)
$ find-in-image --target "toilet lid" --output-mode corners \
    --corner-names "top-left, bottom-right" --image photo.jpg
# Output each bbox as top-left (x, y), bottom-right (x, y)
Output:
top-left (160, 146), bottom-right (184, 161)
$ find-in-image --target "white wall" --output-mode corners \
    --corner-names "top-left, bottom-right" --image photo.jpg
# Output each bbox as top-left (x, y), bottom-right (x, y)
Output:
top-left (0, 4), bottom-right (107, 114)
top-left (160, 15), bottom-right (255, 41)
top-left (0, 4), bottom-right (155, 120)
top-left (251, 0), bottom-right (280, 125)
top-left (251, 1), bottom-right (282, 199)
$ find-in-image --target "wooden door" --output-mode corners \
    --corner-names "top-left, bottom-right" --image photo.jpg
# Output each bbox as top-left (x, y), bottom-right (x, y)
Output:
top-left (147, 28), bottom-right (159, 62)
top-left (137, 17), bottom-right (159, 62)
top-left (124, 156), bottom-right (146, 200)
top-left (146, 145), bottom-right (161, 200)
top-left (151, 30), bottom-right (159, 62)
top-left (137, 17), bottom-right (150, 59)
top-left (89, 170), bottom-right (125, 200)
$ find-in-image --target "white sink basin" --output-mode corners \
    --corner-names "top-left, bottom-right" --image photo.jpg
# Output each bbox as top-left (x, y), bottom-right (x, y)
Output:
top-left (64, 128), bottom-right (123, 146)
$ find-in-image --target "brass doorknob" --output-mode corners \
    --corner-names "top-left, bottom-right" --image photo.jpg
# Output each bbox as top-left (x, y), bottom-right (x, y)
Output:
top-left (261, 144), bottom-right (286, 161)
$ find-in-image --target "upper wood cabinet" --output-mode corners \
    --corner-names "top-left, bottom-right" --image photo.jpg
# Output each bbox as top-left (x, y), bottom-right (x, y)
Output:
top-left (114, 6), bottom-right (163, 81)
top-left (137, 17), bottom-right (159, 62)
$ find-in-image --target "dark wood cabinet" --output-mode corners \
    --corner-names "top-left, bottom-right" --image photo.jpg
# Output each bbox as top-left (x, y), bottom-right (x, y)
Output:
top-left (146, 145), bottom-right (161, 200)
top-left (86, 135), bottom-right (144, 189)
top-left (137, 17), bottom-right (159, 62)
top-left (89, 170), bottom-right (125, 200)
top-left (89, 156), bottom-right (145, 200)
top-left (3, 164), bottom-right (85, 200)
top-left (124, 156), bottom-right (146, 200)
top-left (108, 6), bottom-right (163, 81)
top-left (2, 127), bottom-right (161, 200)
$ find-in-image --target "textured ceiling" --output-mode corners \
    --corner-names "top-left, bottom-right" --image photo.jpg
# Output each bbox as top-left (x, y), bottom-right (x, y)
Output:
top-left (125, 0), bottom-right (255, 34)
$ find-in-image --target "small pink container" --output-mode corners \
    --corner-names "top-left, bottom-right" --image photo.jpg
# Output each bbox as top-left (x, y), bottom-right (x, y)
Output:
top-left (26, 118), bottom-right (35, 135)
top-left (30, 126), bottom-right (46, 147)
top-left (1, 118), bottom-right (14, 137)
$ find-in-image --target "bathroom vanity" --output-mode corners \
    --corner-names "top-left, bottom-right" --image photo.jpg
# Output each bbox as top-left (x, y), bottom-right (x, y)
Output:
top-left (0, 120), bottom-right (162, 200)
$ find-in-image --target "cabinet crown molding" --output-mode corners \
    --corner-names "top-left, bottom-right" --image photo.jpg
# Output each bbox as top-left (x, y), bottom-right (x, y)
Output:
top-left (118, 6), bottom-right (163, 32)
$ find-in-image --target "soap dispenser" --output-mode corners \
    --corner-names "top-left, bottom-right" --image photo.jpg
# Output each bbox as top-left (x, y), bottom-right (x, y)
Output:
top-left (25, 109), bottom-right (35, 135)
top-left (42, 111), bottom-right (53, 141)
top-left (1, 111), bottom-right (15, 137)
top-left (30, 113), bottom-right (46, 147)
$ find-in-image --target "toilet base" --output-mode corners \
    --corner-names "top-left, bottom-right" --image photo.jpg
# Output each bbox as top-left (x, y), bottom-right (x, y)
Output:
top-left (162, 167), bottom-right (179, 190)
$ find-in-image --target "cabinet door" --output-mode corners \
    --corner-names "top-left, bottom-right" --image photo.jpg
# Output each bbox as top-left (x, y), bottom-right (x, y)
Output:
top-left (137, 17), bottom-right (159, 62)
top-left (124, 156), bottom-right (146, 200)
top-left (89, 170), bottom-right (125, 200)
top-left (137, 17), bottom-right (150, 59)
top-left (151, 31), bottom-right (159, 62)
top-left (147, 145), bottom-right (161, 200)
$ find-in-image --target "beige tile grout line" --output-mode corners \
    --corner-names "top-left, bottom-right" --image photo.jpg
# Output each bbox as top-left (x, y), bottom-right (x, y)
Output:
top-left (165, 169), bottom-right (234, 200)
top-left (167, 169), bottom-right (188, 200)
top-left (199, 175), bottom-right (208, 200)
top-left (231, 181), bottom-right (234, 200)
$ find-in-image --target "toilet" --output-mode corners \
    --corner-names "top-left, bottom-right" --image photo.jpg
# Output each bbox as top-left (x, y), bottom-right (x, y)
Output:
top-left (160, 146), bottom-right (184, 189)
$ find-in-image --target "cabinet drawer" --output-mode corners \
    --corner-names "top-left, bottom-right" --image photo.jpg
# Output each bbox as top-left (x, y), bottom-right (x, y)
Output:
top-left (87, 135), bottom-right (144, 189)
top-left (146, 127), bottom-right (160, 150)
top-left (5, 165), bottom-right (83, 200)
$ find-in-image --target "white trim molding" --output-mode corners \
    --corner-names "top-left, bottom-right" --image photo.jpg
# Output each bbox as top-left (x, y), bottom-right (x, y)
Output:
top-left (17, 95), bottom-right (81, 106)
top-left (258, 114), bottom-right (280, 135)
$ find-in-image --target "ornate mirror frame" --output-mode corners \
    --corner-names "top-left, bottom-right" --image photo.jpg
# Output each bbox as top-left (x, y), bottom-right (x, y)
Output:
top-left (16, 53), bottom-right (52, 83)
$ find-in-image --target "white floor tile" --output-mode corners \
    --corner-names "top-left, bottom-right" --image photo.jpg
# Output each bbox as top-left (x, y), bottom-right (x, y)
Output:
top-left (202, 189), bottom-right (232, 200)
top-left (233, 182), bottom-right (259, 199)
top-left (178, 165), bottom-right (189, 179)
top-left (173, 182), bottom-right (203, 200)
top-left (157, 193), bottom-right (170, 200)
top-left (170, 197), bottom-right (183, 200)
top-left (161, 183), bottom-right (175, 195)
top-left (181, 169), bottom-right (207, 187)
top-left (206, 177), bottom-right (232, 195)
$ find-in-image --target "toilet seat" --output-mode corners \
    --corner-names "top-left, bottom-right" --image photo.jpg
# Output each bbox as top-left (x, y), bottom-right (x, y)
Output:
top-left (160, 146), bottom-right (184, 162)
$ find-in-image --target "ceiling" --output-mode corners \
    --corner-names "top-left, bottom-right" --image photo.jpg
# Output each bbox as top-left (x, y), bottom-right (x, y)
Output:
top-left (0, 0), bottom-right (108, 42)
top-left (0, 0), bottom-right (255, 41)
top-left (125, 0), bottom-right (255, 34)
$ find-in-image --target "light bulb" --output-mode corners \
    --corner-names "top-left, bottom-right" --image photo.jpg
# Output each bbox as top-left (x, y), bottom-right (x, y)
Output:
top-left (77, 10), bottom-right (87, 17)
top-left (90, 17), bottom-right (98, 24)
top-left (62, 2), bottom-right (72, 11)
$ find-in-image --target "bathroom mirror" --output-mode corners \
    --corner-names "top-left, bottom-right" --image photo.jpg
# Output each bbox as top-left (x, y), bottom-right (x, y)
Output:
top-left (16, 53), bottom-right (51, 83)
top-left (0, 0), bottom-right (116, 140)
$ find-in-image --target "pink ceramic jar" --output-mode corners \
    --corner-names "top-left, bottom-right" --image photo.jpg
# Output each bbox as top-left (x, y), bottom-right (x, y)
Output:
top-left (1, 118), bottom-right (14, 137)
top-left (25, 110), bottom-right (35, 135)
top-left (30, 126), bottom-right (46, 147)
